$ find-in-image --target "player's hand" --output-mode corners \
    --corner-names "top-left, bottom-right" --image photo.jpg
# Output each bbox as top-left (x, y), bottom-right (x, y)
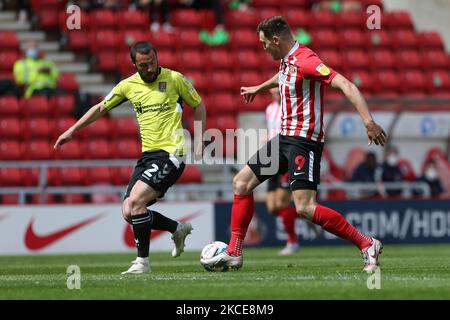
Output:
top-left (365, 121), bottom-right (387, 146)
top-left (240, 86), bottom-right (259, 103)
top-left (53, 130), bottom-right (73, 149)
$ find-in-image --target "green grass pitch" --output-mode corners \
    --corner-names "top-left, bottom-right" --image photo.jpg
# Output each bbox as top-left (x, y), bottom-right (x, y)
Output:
top-left (1, 244), bottom-right (449, 299)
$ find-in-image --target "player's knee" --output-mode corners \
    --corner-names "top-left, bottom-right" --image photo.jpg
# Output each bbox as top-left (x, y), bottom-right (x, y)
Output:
top-left (122, 200), bottom-right (132, 224)
top-left (296, 201), bottom-right (316, 219)
top-left (233, 176), bottom-right (252, 195)
top-left (128, 195), bottom-right (147, 215)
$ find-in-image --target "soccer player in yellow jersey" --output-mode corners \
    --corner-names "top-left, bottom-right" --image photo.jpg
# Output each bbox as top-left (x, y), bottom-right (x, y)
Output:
top-left (54, 42), bottom-right (207, 274)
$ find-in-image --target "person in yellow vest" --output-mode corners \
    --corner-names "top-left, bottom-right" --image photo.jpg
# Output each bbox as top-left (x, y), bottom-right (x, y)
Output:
top-left (13, 41), bottom-right (59, 98)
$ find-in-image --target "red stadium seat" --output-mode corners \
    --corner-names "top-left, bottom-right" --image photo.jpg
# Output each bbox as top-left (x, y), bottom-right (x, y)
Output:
top-left (119, 30), bottom-right (152, 51)
top-left (82, 117), bottom-right (110, 138)
top-left (83, 139), bottom-right (111, 159)
top-left (96, 52), bottom-right (118, 72)
top-left (57, 73), bottom-right (79, 93)
top-left (0, 141), bottom-right (22, 160)
top-left (374, 71), bottom-right (401, 94)
top-left (0, 96), bottom-right (19, 116)
top-left (85, 167), bottom-right (113, 185)
top-left (370, 49), bottom-right (396, 70)
top-left (0, 168), bottom-right (23, 186)
top-left (31, 0), bottom-right (63, 10)
top-left (419, 32), bottom-right (444, 50)
top-left (339, 29), bottom-right (366, 49)
top-left (0, 118), bottom-right (22, 140)
top-left (184, 71), bottom-right (209, 93)
top-left (178, 165), bottom-right (202, 183)
top-left (230, 29), bottom-right (260, 48)
top-left (207, 48), bottom-right (234, 70)
top-left (207, 115), bottom-right (237, 133)
top-left (115, 166), bottom-right (133, 185)
top-left (114, 139), bottom-right (141, 159)
top-left (396, 50), bottom-right (422, 69)
top-left (49, 95), bottom-right (75, 116)
top-left (62, 194), bottom-right (88, 204)
top-left (90, 10), bottom-right (117, 30)
top-left (391, 30), bottom-right (418, 49)
top-left (238, 70), bottom-right (261, 88)
top-left (241, 93), bottom-right (271, 111)
top-left (118, 51), bottom-right (136, 77)
top-left (207, 93), bottom-right (236, 114)
top-left (311, 29), bottom-right (339, 50)
top-left (120, 10), bottom-right (149, 31)
top-left (234, 50), bottom-right (261, 71)
top-left (343, 49), bottom-right (370, 71)
top-left (20, 96), bottom-right (49, 117)
top-left (422, 50), bottom-right (449, 70)
top-left (54, 140), bottom-right (82, 160)
top-left (427, 71), bottom-right (450, 93)
top-left (59, 167), bottom-right (85, 186)
top-left (310, 11), bottom-right (336, 29)
top-left (37, 8), bottom-right (59, 29)
top-left (401, 70), bottom-right (427, 94)
top-left (111, 117), bottom-right (139, 139)
top-left (282, 9), bottom-right (310, 29)
top-left (90, 30), bottom-right (117, 53)
top-left (26, 118), bottom-right (52, 139)
top-left (157, 49), bottom-right (179, 70)
top-left (53, 117), bottom-right (77, 138)
top-left (170, 9), bottom-right (203, 28)
top-left (27, 140), bottom-right (52, 160)
top-left (366, 30), bottom-right (391, 48)
top-left (259, 8), bottom-right (281, 21)
top-left (210, 71), bottom-right (235, 92)
top-left (179, 50), bottom-right (205, 71)
top-left (1, 195), bottom-right (19, 205)
top-left (150, 31), bottom-right (178, 49)
top-left (385, 11), bottom-right (414, 30)
top-left (0, 51), bottom-right (19, 71)
top-left (338, 11), bottom-right (365, 30)
top-left (226, 10), bottom-right (259, 29)
top-left (0, 32), bottom-right (19, 50)
top-left (66, 30), bottom-right (89, 51)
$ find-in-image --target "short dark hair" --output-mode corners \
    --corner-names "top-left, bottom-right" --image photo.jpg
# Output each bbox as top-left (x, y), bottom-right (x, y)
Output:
top-left (130, 41), bottom-right (157, 64)
top-left (257, 16), bottom-right (292, 39)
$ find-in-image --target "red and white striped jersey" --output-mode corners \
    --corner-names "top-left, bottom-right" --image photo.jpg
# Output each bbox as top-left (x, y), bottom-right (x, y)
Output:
top-left (265, 100), bottom-right (282, 140)
top-left (278, 42), bottom-right (337, 142)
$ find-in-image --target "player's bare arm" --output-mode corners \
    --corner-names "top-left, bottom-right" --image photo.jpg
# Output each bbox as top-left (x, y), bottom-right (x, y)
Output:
top-left (240, 73), bottom-right (279, 103)
top-left (53, 102), bottom-right (108, 149)
top-left (193, 101), bottom-right (207, 160)
top-left (331, 73), bottom-right (387, 146)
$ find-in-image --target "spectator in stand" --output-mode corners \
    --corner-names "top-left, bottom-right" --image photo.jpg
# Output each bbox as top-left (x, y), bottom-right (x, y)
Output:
top-left (13, 41), bottom-right (59, 98)
top-left (130, 0), bottom-right (173, 32)
top-left (178, 0), bottom-right (229, 46)
top-left (416, 159), bottom-right (444, 198)
top-left (375, 146), bottom-right (404, 197)
top-left (351, 151), bottom-right (377, 183)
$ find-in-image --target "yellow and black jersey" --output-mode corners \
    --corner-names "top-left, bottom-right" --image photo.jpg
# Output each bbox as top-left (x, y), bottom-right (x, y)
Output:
top-left (103, 67), bottom-right (202, 156)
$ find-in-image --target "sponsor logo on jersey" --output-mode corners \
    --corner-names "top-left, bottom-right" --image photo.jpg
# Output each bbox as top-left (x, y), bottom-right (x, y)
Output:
top-left (159, 82), bottom-right (167, 92)
top-left (316, 63), bottom-right (330, 76)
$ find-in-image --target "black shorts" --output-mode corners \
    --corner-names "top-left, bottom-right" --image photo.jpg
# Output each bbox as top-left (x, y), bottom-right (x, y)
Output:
top-left (248, 135), bottom-right (323, 191)
top-left (124, 151), bottom-right (185, 205)
top-left (267, 172), bottom-right (290, 192)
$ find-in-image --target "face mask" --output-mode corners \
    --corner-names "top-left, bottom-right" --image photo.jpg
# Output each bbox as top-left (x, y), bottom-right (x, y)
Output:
top-left (26, 48), bottom-right (39, 59)
top-left (425, 168), bottom-right (438, 181)
top-left (386, 155), bottom-right (398, 166)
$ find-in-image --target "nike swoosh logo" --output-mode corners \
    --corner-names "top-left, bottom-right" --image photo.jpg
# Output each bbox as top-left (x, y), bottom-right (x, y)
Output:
top-left (123, 210), bottom-right (203, 248)
top-left (294, 171), bottom-right (305, 176)
top-left (25, 214), bottom-right (105, 251)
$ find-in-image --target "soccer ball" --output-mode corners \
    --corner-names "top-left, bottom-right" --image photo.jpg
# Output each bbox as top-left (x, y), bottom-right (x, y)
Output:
top-left (200, 241), bottom-right (229, 272)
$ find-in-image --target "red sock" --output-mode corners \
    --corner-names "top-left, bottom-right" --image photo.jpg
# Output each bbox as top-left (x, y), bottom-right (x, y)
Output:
top-left (278, 207), bottom-right (297, 244)
top-left (227, 194), bottom-right (254, 256)
top-left (312, 204), bottom-right (372, 250)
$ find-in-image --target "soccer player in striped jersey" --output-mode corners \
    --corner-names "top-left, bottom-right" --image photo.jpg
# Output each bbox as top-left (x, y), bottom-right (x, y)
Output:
top-left (54, 42), bottom-right (206, 274)
top-left (201, 16), bottom-right (386, 272)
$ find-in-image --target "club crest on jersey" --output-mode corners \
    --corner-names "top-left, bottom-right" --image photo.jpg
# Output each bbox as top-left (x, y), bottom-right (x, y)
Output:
top-left (288, 65), bottom-right (297, 75)
top-left (316, 63), bottom-right (330, 76)
top-left (159, 82), bottom-right (167, 92)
